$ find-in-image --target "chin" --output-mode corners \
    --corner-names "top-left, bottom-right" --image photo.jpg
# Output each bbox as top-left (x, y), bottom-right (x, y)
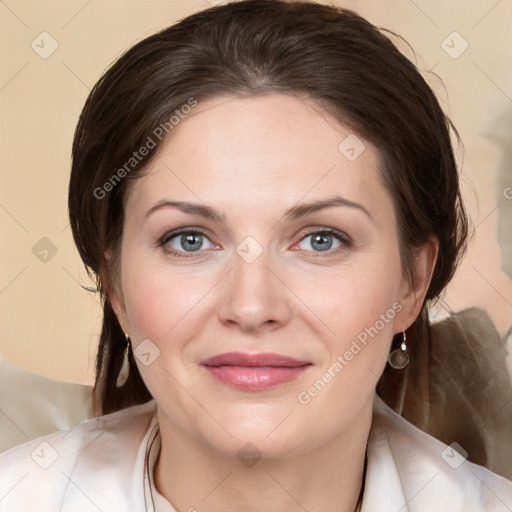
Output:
top-left (196, 400), bottom-right (329, 461)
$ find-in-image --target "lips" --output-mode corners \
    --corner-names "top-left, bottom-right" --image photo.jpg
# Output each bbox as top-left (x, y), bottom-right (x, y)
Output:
top-left (200, 352), bottom-right (311, 391)
top-left (201, 352), bottom-right (310, 368)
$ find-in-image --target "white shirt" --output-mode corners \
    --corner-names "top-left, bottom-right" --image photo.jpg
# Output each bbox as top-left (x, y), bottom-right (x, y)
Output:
top-left (0, 395), bottom-right (511, 511)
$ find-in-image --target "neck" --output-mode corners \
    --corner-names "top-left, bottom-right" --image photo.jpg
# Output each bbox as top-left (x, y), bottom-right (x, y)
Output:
top-left (154, 399), bottom-right (372, 512)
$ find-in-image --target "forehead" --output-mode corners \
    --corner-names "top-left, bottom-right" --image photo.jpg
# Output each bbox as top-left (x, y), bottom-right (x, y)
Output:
top-left (124, 94), bottom-right (389, 219)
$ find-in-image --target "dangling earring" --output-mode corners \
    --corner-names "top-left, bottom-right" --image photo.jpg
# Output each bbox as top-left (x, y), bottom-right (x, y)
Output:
top-left (116, 333), bottom-right (131, 388)
top-left (388, 331), bottom-right (409, 369)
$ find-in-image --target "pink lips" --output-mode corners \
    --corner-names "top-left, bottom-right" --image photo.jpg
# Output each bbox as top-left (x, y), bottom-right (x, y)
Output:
top-left (200, 352), bottom-right (311, 391)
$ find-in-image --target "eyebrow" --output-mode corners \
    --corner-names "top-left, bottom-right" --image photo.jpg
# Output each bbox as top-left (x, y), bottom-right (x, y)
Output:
top-left (283, 195), bottom-right (372, 221)
top-left (144, 195), bottom-right (371, 223)
top-left (145, 200), bottom-right (225, 222)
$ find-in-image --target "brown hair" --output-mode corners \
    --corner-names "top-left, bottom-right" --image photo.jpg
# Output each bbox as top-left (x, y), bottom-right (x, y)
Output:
top-left (68, 0), bottom-right (469, 416)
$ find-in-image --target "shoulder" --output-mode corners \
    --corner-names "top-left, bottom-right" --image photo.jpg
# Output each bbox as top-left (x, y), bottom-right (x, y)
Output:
top-left (0, 400), bottom-right (157, 512)
top-left (365, 395), bottom-right (512, 511)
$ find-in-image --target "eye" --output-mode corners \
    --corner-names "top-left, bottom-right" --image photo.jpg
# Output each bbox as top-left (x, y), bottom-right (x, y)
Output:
top-left (296, 230), bottom-right (347, 252)
top-left (162, 230), bottom-right (218, 254)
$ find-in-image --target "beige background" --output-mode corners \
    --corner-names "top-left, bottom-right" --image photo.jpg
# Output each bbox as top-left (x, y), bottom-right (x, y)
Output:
top-left (0, 0), bottom-right (511, 386)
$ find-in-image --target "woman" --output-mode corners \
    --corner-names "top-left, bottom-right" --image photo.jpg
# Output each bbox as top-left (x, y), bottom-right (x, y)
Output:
top-left (1, 0), bottom-right (511, 510)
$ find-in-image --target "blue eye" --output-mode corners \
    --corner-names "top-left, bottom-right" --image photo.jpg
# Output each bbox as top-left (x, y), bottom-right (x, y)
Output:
top-left (298, 232), bottom-right (344, 252)
top-left (160, 228), bottom-right (349, 258)
top-left (163, 231), bottom-right (216, 253)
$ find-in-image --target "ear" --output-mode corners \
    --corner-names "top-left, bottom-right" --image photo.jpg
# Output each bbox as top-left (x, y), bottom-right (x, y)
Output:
top-left (394, 238), bottom-right (439, 333)
top-left (101, 250), bottom-right (131, 335)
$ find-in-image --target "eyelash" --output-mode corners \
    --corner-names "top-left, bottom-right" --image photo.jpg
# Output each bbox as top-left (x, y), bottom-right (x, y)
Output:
top-left (158, 227), bottom-right (352, 259)
top-left (159, 227), bottom-right (214, 259)
top-left (294, 227), bottom-right (352, 257)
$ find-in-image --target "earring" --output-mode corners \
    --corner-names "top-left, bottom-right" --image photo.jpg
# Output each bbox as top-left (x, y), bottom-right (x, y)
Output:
top-left (388, 331), bottom-right (409, 369)
top-left (116, 333), bottom-right (131, 388)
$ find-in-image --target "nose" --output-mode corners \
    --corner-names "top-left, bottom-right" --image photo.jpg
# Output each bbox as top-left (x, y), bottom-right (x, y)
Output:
top-left (218, 249), bottom-right (292, 333)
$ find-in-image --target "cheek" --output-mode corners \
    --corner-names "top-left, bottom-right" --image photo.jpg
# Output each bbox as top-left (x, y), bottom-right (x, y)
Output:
top-left (297, 256), bottom-right (403, 341)
top-left (291, 252), bottom-right (404, 404)
top-left (120, 250), bottom-right (225, 357)
top-left (292, 263), bottom-right (403, 436)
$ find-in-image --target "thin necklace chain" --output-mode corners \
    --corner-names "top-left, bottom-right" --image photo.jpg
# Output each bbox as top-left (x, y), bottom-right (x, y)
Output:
top-left (354, 451), bottom-right (368, 512)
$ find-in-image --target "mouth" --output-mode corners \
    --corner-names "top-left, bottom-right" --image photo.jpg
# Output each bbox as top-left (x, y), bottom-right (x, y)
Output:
top-left (199, 352), bottom-right (312, 391)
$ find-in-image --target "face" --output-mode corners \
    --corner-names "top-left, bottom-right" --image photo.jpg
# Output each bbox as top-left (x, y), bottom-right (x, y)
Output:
top-left (110, 94), bottom-right (433, 458)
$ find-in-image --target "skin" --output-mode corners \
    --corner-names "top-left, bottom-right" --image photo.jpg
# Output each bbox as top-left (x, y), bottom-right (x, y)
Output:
top-left (108, 94), bottom-right (438, 512)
